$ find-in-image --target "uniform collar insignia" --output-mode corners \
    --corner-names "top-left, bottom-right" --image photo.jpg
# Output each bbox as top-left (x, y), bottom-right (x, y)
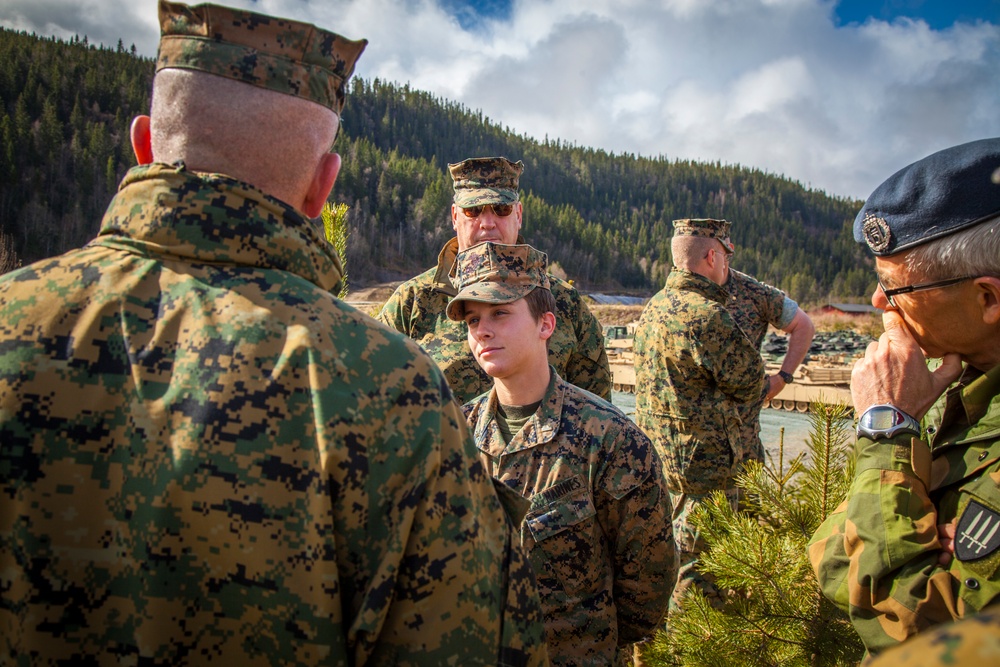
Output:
top-left (956, 499), bottom-right (1000, 562)
top-left (862, 212), bottom-right (892, 253)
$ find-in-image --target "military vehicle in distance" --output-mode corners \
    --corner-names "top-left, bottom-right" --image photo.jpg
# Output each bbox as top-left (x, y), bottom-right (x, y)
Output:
top-left (605, 326), bottom-right (864, 414)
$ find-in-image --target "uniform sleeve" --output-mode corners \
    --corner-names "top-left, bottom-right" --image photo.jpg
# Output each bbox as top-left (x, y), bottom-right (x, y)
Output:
top-left (598, 423), bottom-right (675, 644)
top-left (559, 287), bottom-right (612, 400)
top-left (359, 371), bottom-right (548, 666)
top-left (376, 284), bottom-right (413, 336)
top-left (807, 434), bottom-right (961, 655)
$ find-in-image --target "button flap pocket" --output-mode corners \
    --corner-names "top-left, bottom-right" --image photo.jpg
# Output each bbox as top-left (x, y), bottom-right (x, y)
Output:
top-left (525, 475), bottom-right (596, 543)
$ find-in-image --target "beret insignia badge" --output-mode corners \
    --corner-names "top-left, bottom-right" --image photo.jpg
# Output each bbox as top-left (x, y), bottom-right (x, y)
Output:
top-left (862, 213), bottom-right (892, 253)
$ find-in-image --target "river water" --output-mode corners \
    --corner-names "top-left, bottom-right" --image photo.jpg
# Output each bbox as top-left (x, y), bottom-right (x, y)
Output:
top-left (611, 390), bottom-right (815, 465)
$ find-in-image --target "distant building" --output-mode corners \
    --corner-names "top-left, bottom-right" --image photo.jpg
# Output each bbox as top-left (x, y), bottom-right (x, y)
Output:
top-left (816, 303), bottom-right (882, 316)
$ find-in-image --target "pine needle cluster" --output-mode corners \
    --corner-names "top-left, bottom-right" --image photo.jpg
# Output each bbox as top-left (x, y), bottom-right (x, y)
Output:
top-left (321, 202), bottom-right (351, 299)
top-left (644, 403), bottom-right (864, 666)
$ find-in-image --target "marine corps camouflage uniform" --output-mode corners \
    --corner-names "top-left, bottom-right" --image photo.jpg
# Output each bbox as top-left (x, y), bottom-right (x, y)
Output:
top-left (378, 235), bottom-right (611, 403)
top-left (0, 3), bottom-right (547, 663)
top-left (808, 363), bottom-right (1000, 655)
top-left (865, 603), bottom-right (1000, 667)
top-left (634, 267), bottom-right (767, 610)
top-left (725, 268), bottom-right (799, 461)
top-left (464, 370), bottom-right (674, 666)
top-left (0, 162), bottom-right (548, 667)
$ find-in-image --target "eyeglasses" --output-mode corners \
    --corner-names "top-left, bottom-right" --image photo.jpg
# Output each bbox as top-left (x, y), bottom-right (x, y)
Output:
top-left (461, 203), bottom-right (515, 218)
top-left (878, 275), bottom-right (976, 308)
top-left (712, 242), bottom-right (733, 262)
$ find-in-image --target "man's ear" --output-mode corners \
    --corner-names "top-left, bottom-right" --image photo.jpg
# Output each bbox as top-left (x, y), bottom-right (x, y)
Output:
top-left (451, 204), bottom-right (461, 232)
top-left (302, 152), bottom-right (341, 218)
top-left (130, 115), bottom-right (153, 165)
top-left (539, 311), bottom-right (556, 340)
top-left (975, 276), bottom-right (1000, 325)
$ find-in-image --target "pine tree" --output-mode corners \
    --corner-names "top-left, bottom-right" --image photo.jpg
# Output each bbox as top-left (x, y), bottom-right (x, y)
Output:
top-left (322, 201), bottom-right (351, 299)
top-left (644, 403), bottom-right (864, 666)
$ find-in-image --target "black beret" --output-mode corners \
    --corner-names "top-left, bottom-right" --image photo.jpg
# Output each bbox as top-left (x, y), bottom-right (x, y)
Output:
top-left (854, 137), bottom-right (1000, 256)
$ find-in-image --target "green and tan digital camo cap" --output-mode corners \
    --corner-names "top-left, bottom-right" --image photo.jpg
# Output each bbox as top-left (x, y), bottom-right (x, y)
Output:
top-left (449, 157), bottom-right (524, 208)
top-left (156, 0), bottom-right (367, 114)
top-left (447, 242), bottom-right (551, 321)
top-left (672, 218), bottom-right (732, 240)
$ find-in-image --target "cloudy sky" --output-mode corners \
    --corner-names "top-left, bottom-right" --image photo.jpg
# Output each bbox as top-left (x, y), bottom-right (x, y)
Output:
top-left (2, 0), bottom-right (998, 200)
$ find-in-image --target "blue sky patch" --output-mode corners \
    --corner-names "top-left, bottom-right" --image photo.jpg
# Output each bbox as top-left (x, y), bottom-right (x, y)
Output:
top-left (439, 0), bottom-right (514, 30)
top-left (834, 0), bottom-right (1000, 30)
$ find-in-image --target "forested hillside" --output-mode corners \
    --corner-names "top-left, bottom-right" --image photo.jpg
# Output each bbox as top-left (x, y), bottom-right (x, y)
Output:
top-left (0, 27), bottom-right (875, 301)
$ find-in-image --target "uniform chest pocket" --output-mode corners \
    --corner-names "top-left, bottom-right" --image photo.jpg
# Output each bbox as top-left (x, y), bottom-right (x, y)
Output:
top-left (524, 476), bottom-right (599, 598)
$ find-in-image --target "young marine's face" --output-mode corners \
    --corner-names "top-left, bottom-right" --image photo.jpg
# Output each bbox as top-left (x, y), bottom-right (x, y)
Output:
top-left (464, 298), bottom-right (547, 380)
top-left (451, 201), bottom-right (523, 250)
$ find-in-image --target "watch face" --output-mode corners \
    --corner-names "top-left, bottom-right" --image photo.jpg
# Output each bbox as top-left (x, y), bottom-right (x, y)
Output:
top-left (865, 407), bottom-right (903, 431)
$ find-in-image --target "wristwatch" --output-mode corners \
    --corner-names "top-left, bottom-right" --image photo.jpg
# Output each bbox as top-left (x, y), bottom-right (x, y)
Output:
top-left (777, 370), bottom-right (794, 384)
top-left (857, 404), bottom-right (921, 441)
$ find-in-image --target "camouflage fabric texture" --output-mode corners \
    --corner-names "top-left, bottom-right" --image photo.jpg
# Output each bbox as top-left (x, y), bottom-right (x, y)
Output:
top-left (633, 269), bottom-right (766, 610)
top-left (464, 369), bottom-right (675, 666)
top-left (724, 268), bottom-right (797, 462)
top-left (633, 269), bottom-right (767, 495)
top-left (378, 237), bottom-right (611, 403)
top-left (157, 0), bottom-right (367, 114)
top-left (865, 603), bottom-right (1000, 666)
top-left (447, 242), bottom-right (550, 321)
top-left (671, 218), bottom-right (732, 239)
top-left (449, 156), bottom-right (523, 207)
top-left (668, 488), bottom-right (741, 611)
top-left (0, 163), bottom-right (548, 666)
top-left (808, 362), bottom-right (1000, 656)
top-left (725, 269), bottom-right (794, 350)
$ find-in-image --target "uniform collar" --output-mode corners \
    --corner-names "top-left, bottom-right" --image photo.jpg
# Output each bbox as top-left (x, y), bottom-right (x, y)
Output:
top-left (476, 366), bottom-right (564, 455)
top-left (666, 267), bottom-right (730, 304)
top-left (94, 163), bottom-right (344, 293)
top-left (933, 363), bottom-right (1000, 440)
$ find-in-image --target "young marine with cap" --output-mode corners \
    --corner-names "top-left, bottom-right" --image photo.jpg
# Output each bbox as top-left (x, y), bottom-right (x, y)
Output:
top-left (448, 241), bottom-right (674, 666)
top-left (378, 157), bottom-right (611, 404)
top-left (0, 2), bottom-right (548, 664)
top-left (809, 137), bottom-right (1000, 657)
top-left (633, 218), bottom-right (768, 611)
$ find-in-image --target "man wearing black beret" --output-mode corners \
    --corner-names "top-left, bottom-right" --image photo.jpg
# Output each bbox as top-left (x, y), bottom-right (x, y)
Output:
top-left (809, 137), bottom-right (1000, 658)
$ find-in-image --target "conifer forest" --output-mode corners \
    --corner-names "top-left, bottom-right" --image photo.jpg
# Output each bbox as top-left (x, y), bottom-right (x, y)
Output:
top-left (0, 27), bottom-right (875, 303)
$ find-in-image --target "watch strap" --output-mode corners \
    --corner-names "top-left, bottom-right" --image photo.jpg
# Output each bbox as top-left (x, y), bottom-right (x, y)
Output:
top-left (777, 370), bottom-right (794, 384)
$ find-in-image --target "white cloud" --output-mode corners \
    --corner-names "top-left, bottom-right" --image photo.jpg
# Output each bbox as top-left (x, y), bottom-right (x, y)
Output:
top-left (0, 0), bottom-right (997, 199)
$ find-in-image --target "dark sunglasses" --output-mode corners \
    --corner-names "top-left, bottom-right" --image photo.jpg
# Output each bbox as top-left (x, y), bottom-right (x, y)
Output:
top-left (461, 203), bottom-right (515, 218)
top-left (878, 275), bottom-right (976, 308)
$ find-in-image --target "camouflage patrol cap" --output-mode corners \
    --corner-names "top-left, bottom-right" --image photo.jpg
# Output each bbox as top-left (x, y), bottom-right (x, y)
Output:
top-left (446, 242), bottom-right (551, 321)
top-left (156, 0), bottom-right (367, 114)
top-left (854, 137), bottom-right (1000, 256)
top-left (449, 157), bottom-right (524, 207)
top-left (672, 218), bottom-right (732, 240)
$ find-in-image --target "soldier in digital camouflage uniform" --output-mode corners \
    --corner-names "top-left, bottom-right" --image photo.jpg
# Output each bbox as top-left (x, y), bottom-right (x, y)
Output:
top-left (808, 137), bottom-right (1000, 658)
top-left (633, 218), bottom-right (767, 611)
top-left (0, 2), bottom-right (548, 664)
top-left (448, 241), bottom-right (674, 666)
top-left (865, 603), bottom-right (1000, 666)
top-left (377, 157), bottom-right (611, 404)
top-left (721, 239), bottom-right (815, 462)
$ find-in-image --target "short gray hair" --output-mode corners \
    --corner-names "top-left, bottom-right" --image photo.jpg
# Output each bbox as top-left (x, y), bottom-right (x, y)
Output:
top-left (902, 214), bottom-right (1000, 280)
top-left (671, 235), bottom-right (716, 270)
